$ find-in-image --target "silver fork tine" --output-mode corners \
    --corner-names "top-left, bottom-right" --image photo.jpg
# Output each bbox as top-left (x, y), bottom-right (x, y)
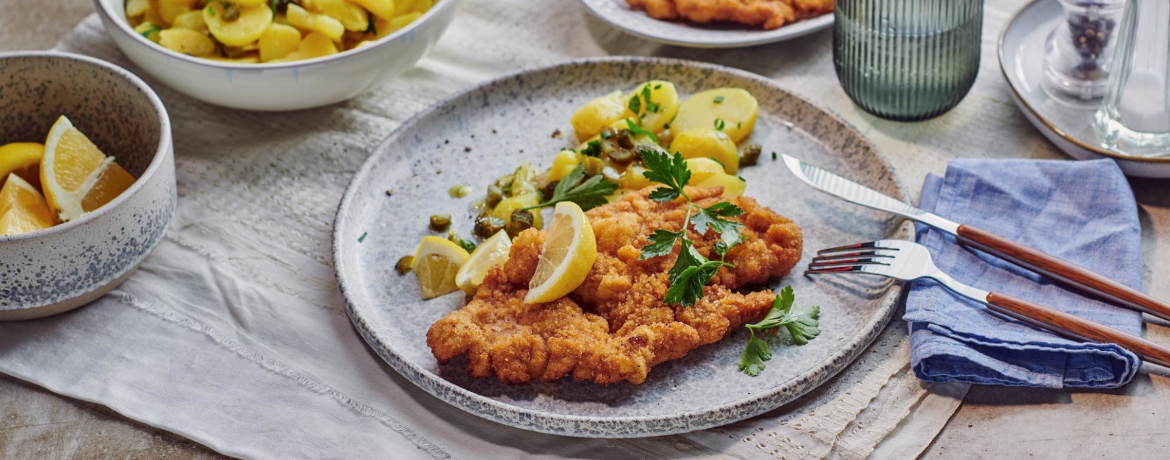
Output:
top-left (810, 250), bottom-right (896, 262)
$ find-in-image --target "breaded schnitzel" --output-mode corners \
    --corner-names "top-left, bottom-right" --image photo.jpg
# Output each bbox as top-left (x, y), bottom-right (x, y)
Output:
top-left (426, 186), bottom-right (802, 384)
top-left (626, 0), bottom-right (834, 30)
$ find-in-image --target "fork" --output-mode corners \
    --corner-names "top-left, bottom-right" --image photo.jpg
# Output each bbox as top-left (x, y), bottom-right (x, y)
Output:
top-left (806, 239), bottom-right (1170, 368)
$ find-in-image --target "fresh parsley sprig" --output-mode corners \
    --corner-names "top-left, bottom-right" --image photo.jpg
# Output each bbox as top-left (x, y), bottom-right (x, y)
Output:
top-left (637, 147), bottom-right (745, 307)
top-left (523, 164), bottom-right (617, 212)
top-left (738, 286), bottom-right (822, 376)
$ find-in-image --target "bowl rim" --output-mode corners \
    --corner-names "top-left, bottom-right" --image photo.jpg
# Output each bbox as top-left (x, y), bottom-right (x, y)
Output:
top-left (0, 51), bottom-right (173, 244)
top-left (93, 0), bottom-right (460, 70)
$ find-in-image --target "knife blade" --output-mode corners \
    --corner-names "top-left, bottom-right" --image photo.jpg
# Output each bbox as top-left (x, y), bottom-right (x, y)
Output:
top-left (782, 154), bottom-right (1170, 322)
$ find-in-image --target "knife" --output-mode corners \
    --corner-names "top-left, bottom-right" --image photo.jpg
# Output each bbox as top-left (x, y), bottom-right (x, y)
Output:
top-left (782, 154), bottom-right (1170, 322)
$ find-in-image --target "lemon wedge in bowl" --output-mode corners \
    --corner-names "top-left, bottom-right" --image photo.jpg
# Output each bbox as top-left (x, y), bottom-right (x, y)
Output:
top-left (41, 116), bottom-right (136, 222)
top-left (0, 142), bottom-right (45, 189)
top-left (455, 230), bottom-right (512, 295)
top-left (0, 173), bottom-right (55, 236)
top-left (413, 236), bottom-right (471, 299)
top-left (524, 202), bottom-right (597, 304)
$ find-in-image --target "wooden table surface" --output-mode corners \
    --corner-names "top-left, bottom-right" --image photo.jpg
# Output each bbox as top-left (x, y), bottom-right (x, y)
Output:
top-left (4, 1), bottom-right (1170, 458)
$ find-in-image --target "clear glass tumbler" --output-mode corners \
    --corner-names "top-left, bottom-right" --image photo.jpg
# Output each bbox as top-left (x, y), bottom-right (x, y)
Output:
top-left (1092, 0), bottom-right (1170, 156)
top-left (833, 0), bottom-right (983, 121)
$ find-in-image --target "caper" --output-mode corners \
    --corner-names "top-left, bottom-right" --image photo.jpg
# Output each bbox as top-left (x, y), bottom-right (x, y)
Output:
top-left (543, 180), bottom-right (559, 201)
top-left (506, 209), bottom-right (535, 237)
top-left (449, 184), bottom-right (471, 198)
top-left (607, 147), bottom-right (635, 165)
top-left (615, 129), bottom-right (635, 149)
top-left (429, 214), bottom-right (452, 231)
top-left (741, 144), bottom-right (763, 167)
top-left (223, 3), bottom-right (241, 21)
top-left (583, 156), bottom-right (605, 176)
top-left (474, 213), bottom-right (506, 238)
top-left (395, 256), bottom-right (414, 275)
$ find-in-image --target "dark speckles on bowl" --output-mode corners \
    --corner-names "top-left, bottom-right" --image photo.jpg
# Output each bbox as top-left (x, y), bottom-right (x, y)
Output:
top-left (334, 57), bottom-right (914, 437)
top-left (0, 52), bottom-right (175, 320)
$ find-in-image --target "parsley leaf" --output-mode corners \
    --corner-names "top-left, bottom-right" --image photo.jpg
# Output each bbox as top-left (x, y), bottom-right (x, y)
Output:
top-left (664, 260), bottom-right (724, 307)
top-left (139, 24), bottom-right (162, 38)
top-left (738, 332), bottom-right (770, 376)
top-left (580, 140), bottom-right (602, 157)
top-left (667, 239), bottom-right (707, 283)
top-left (639, 147), bottom-right (688, 202)
top-left (626, 119), bottom-right (660, 145)
top-left (640, 229), bottom-right (683, 260)
top-left (739, 286), bottom-right (822, 376)
top-left (524, 164), bottom-right (617, 211)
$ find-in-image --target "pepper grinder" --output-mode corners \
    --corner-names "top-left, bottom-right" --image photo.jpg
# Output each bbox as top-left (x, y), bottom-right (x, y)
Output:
top-left (1044, 0), bottom-right (1127, 100)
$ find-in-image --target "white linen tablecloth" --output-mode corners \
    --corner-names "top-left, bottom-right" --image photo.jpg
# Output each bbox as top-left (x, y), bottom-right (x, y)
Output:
top-left (0, 0), bottom-right (990, 458)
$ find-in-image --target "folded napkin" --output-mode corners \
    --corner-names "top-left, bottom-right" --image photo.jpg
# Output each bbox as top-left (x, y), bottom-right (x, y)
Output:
top-left (904, 158), bottom-right (1144, 389)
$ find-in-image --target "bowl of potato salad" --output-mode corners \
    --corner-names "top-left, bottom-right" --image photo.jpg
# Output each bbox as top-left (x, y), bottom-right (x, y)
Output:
top-left (94, 0), bottom-right (461, 110)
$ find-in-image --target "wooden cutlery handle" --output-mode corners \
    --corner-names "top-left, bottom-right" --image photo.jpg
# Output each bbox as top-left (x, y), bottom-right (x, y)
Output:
top-left (957, 224), bottom-right (1170, 322)
top-left (986, 292), bottom-right (1170, 368)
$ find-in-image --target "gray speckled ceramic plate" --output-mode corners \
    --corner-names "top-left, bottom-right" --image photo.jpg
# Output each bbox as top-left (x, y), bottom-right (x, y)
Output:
top-left (334, 57), bottom-right (913, 437)
top-left (578, 0), bottom-right (833, 48)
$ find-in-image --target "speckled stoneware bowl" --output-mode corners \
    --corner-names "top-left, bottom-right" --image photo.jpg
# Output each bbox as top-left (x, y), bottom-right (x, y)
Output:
top-left (579, 0), bottom-right (833, 48)
top-left (93, 0), bottom-right (463, 111)
top-left (0, 52), bottom-right (175, 321)
top-left (334, 57), bottom-right (913, 437)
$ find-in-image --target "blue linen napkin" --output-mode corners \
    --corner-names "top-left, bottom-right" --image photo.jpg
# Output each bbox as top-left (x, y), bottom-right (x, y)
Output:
top-left (904, 158), bottom-right (1144, 389)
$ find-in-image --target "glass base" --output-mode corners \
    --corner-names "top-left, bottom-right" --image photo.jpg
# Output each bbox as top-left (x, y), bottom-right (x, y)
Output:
top-left (1094, 108), bottom-right (1170, 158)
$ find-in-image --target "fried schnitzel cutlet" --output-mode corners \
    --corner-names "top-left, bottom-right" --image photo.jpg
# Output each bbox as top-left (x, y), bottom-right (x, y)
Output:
top-left (626, 0), bottom-right (834, 30)
top-left (426, 186), bottom-right (803, 385)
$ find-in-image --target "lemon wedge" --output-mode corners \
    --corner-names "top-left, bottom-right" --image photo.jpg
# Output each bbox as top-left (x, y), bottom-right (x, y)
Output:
top-left (0, 173), bottom-right (54, 236)
top-left (41, 116), bottom-right (136, 222)
top-left (413, 236), bottom-right (471, 299)
top-left (0, 142), bottom-right (44, 190)
top-left (455, 231), bottom-right (512, 295)
top-left (524, 202), bottom-right (597, 304)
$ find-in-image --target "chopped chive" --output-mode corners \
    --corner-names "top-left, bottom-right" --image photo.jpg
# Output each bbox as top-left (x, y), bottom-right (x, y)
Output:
top-left (714, 95), bottom-right (725, 104)
top-left (714, 118), bottom-right (725, 131)
top-left (358, 232), bottom-right (368, 243)
top-left (771, 152), bottom-right (777, 160)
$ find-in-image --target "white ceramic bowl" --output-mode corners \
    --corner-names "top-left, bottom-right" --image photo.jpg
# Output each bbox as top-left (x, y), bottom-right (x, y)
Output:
top-left (93, 0), bottom-right (462, 111)
top-left (0, 51), bottom-right (176, 320)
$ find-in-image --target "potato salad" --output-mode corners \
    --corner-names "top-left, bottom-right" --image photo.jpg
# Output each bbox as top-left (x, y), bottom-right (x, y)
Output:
top-left (125, 0), bottom-right (436, 63)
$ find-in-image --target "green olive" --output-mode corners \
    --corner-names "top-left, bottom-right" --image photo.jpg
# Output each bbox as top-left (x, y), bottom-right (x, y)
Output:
top-left (395, 256), bottom-right (414, 275)
top-left (429, 214), bottom-right (452, 231)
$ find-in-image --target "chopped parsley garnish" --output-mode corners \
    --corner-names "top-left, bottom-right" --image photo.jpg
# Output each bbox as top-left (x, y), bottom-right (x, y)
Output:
top-left (637, 148), bottom-right (744, 307)
top-left (641, 85), bottom-right (661, 113)
top-left (366, 14), bottom-right (378, 36)
top-left (625, 119), bottom-right (659, 145)
top-left (579, 140), bottom-right (602, 157)
top-left (524, 164), bottom-right (617, 212)
top-left (139, 24), bottom-right (162, 38)
top-left (738, 286), bottom-right (821, 376)
top-left (206, 5), bottom-right (215, 16)
top-left (628, 95), bottom-right (641, 115)
top-left (654, 84), bottom-right (662, 89)
top-left (715, 118), bottom-right (726, 131)
top-left (714, 95), bottom-right (725, 104)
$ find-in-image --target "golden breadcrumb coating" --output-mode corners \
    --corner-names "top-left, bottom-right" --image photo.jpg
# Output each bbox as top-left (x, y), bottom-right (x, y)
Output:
top-left (426, 186), bottom-right (803, 385)
top-left (626, 0), bottom-right (833, 30)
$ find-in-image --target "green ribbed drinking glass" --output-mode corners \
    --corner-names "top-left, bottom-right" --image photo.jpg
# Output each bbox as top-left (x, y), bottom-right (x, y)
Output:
top-left (834, 0), bottom-right (984, 121)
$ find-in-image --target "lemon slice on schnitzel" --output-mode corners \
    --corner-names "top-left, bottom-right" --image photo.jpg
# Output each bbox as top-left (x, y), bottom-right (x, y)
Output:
top-left (524, 202), bottom-right (597, 304)
top-left (413, 236), bottom-right (470, 299)
top-left (455, 230), bottom-right (512, 295)
top-left (41, 116), bottom-right (136, 222)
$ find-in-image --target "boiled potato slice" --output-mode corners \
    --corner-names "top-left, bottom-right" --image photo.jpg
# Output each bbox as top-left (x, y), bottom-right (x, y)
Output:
top-left (158, 28), bottom-right (215, 56)
top-left (134, 21), bottom-right (162, 42)
top-left (491, 192), bottom-right (543, 229)
top-left (171, 10), bottom-right (207, 31)
top-left (696, 173), bottom-right (745, 199)
top-left (684, 157), bottom-right (727, 184)
top-left (373, 12), bottom-right (421, 37)
top-left (287, 4), bottom-right (345, 41)
top-left (352, 0), bottom-right (396, 19)
top-left (157, 0), bottom-right (195, 27)
top-left (269, 32), bottom-right (339, 62)
top-left (571, 90), bottom-right (634, 142)
top-left (126, 0), bottom-right (150, 17)
top-left (204, 2), bottom-right (273, 47)
top-left (671, 128), bottom-right (739, 174)
top-left (411, 0), bottom-right (434, 13)
top-left (672, 88), bottom-right (758, 144)
top-left (547, 150), bottom-right (581, 182)
top-left (233, 0), bottom-right (270, 5)
top-left (144, 0), bottom-right (166, 26)
top-left (625, 81), bottom-right (679, 133)
top-left (304, 0), bottom-right (369, 31)
top-left (259, 23), bottom-right (302, 62)
top-left (394, 0), bottom-right (417, 15)
top-left (619, 165), bottom-right (653, 190)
